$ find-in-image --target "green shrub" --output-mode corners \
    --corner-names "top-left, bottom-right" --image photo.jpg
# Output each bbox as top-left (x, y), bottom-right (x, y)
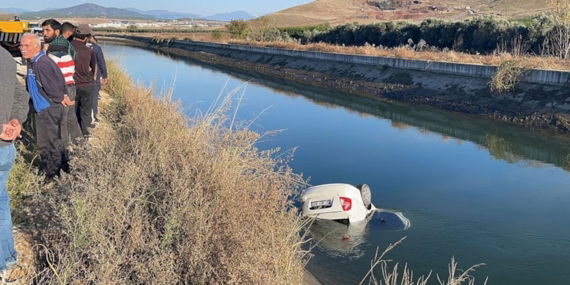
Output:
top-left (211, 30), bottom-right (223, 40)
top-left (227, 20), bottom-right (251, 39)
top-left (285, 16), bottom-right (558, 56)
top-left (263, 27), bottom-right (283, 41)
top-left (489, 60), bottom-right (528, 94)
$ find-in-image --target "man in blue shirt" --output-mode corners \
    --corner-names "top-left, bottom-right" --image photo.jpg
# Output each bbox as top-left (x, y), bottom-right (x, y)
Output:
top-left (20, 33), bottom-right (68, 179)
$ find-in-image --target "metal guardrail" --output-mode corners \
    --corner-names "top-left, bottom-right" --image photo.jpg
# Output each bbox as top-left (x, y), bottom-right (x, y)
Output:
top-left (0, 32), bottom-right (23, 43)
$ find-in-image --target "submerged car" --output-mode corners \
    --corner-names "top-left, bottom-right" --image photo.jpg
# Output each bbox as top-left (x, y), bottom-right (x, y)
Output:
top-left (300, 183), bottom-right (376, 223)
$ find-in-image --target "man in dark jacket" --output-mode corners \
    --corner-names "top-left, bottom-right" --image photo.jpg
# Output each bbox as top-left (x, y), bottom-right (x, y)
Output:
top-left (20, 33), bottom-right (67, 178)
top-left (0, 46), bottom-right (29, 273)
top-left (71, 24), bottom-right (97, 136)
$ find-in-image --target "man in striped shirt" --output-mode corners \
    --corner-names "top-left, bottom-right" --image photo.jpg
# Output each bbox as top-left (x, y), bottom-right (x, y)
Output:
top-left (42, 19), bottom-right (82, 146)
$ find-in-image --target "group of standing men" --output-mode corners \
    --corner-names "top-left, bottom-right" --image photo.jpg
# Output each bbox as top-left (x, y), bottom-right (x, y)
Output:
top-left (26, 20), bottom-right (108, 178)
top-left (0, 19), bottom-right (107, 278)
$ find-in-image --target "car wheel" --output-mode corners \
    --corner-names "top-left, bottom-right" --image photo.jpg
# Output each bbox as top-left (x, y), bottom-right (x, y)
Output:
top-left (356, 184), bottom-right (372, 210)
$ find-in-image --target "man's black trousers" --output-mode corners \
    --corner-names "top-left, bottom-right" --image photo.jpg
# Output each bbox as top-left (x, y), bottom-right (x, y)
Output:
top-left (75, 84), bottom-right (94, 136)
top-left (36, 104), bottom-right (67, 178)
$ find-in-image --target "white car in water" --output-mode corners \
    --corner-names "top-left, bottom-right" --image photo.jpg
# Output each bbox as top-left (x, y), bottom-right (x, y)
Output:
top-left (300, 183), bottom-right (376, 223)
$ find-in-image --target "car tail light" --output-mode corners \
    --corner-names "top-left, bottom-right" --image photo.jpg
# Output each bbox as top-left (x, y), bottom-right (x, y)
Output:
top-left (339, 197), bottom-right (352, 211)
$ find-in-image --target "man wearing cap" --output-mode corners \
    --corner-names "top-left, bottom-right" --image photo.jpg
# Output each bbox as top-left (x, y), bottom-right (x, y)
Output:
top-left (71, 24), bottom-right (97, 136)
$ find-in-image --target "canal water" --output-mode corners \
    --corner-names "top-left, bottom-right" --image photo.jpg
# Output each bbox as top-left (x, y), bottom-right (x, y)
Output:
top-left (101, 42), bottom-right (570, 285)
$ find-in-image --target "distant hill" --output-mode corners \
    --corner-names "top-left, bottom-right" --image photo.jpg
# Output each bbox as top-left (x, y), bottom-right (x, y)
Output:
top-left (207, 11), bottom-right (254, 21)
top-left (13, 3), bottom-right (253, 21)
top-left (125, 8), bottom-right (253, 21)
top-left (0, 8), bottom-right (31, 14)
top-left (20, 3), bottom-right (153, 19)
top-left (125, 8), bottom-right (201, 20)
top-left (266, 0), bottom-right (552, 27)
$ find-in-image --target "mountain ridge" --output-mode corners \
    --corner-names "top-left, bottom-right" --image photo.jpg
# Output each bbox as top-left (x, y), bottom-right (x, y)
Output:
top-left (6, 3), bottom-right (254, 21)
top-left (20, 3), bottom-right (151, 19)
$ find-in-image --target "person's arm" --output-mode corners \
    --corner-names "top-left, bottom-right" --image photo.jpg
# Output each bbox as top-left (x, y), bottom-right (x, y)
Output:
top-left (1, 58), bottom-right (28, 141)
top-left (68, 41), bottom-right (77, 60)
top-left (9, 78), bottom-right (29, 125)
top-left (35, 58), bottom-right (66, 102)
top-left (95, 45), bottom-right (107, 80)
top-left (47, 54), bottom-right (74, 107)
top-left (89, 49), bottom-right (98, 81)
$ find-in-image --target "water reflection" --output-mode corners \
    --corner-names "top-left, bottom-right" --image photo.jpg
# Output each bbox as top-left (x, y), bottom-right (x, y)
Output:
top-left (111, 42), bottom-right (570, 173)
top-left (309, 219), bottom-right (369, 258)
top-left (308, 210), bottom-right (410, 258)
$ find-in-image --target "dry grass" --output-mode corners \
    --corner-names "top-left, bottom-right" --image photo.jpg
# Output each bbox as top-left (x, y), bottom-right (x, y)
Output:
top-left (50, 62), bottom-right (307, 284)
top-left (361, 237), bottom-right (488, 285)
top-left (229, 40), bottom-right (570, 71)
top-left (489, 60), bottom-right (530, 94)
top-left (9, 62), bottom-right (308, 284)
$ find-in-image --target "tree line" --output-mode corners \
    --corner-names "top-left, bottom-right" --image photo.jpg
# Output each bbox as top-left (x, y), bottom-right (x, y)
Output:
top-left (283, 16), bottom-right (568, 58)
top-left (227, 11), bottom-right (570, 59)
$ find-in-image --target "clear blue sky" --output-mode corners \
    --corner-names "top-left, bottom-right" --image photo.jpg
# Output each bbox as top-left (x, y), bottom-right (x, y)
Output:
top-left (7, 0), bottom-right (314, 16)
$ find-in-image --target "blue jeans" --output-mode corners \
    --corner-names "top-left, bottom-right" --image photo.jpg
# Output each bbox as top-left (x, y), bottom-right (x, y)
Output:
top-left (92, 80), bottom-right (101, 120)
top-left (0, 145), bottom-right (17, 271)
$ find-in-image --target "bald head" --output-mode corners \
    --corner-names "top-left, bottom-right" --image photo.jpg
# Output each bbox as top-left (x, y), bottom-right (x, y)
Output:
top-left (20, 33), bottom-right (42, 59)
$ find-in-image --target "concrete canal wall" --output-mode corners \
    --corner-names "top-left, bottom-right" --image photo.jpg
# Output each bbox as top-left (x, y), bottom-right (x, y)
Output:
top-left (109, 36), bottom-right (569, 87)
top-left (103, 36), bottom-right (570, 135)
top-left (172, 40), bottom-right (570, 87)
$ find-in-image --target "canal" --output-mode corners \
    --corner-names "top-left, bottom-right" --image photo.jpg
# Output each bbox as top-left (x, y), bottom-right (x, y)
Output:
top-left (101, 42), bottom-right (570, 285)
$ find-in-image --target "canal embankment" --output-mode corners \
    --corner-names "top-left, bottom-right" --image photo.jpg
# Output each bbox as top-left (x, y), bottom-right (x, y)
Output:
top-left (102, 36), bottom-right (570, 135)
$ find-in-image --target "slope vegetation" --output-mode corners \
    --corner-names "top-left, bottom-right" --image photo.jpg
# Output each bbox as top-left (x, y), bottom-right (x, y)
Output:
top-left (266, 0), bottom-right (551, 27)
